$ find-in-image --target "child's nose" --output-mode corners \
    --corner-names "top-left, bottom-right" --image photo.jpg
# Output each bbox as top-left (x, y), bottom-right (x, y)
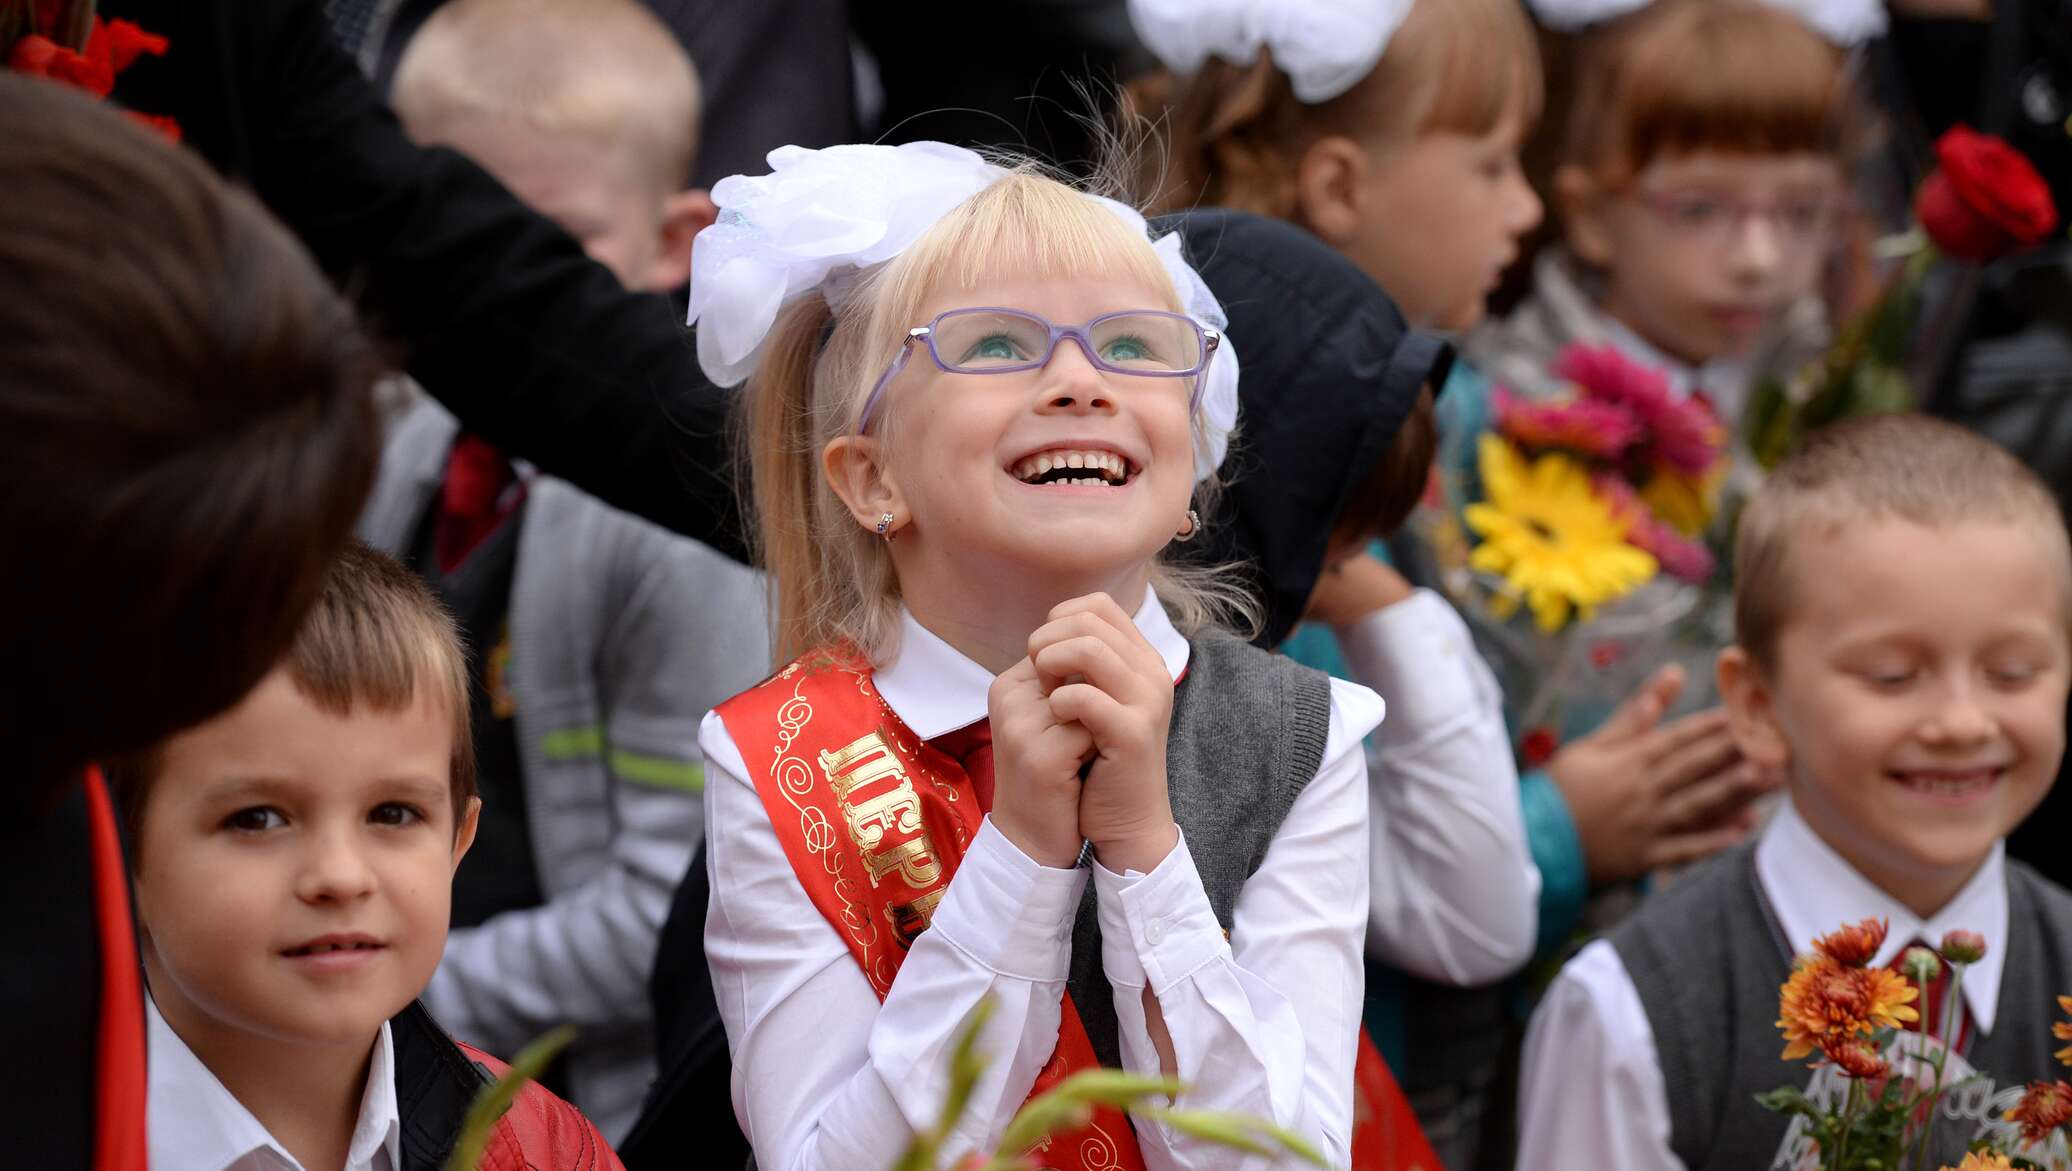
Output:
top-left (1921, 685), bottom-right (1997, 747)
top-left (1034, 340), bottom-right (1116, 415)
top-left (1508, 173), bottom-right (1544, 235)
top-left (296, 827), bottom-right (378, 902)
top-left (1725, 213), bottom-right (1785, 280)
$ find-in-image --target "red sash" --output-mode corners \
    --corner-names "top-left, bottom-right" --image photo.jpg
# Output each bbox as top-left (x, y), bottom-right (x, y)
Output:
top-left (718, 648), bottom-right (1444, 1171)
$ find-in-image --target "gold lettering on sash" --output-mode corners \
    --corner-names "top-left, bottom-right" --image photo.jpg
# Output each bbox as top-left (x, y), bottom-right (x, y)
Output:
top-left (889, 888), bottom-right (948, 947)
top-left (819, 733), bottom-right (923, 851)
top-left (864, 835), bottom-right (943, 889)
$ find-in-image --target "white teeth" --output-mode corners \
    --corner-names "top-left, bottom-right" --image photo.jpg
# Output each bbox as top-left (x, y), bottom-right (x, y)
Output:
top-left (1012, 449), bottom-right (1132, 485)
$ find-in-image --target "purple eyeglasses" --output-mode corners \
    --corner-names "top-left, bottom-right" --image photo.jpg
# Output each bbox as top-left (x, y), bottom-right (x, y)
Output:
top-left (855, 307), bottom-right (1219, 434)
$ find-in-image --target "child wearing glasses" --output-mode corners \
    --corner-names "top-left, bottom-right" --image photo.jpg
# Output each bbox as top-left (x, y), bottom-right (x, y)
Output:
top-left (684, 144), bottom-right (1373, 1170)
top-left (1472, 0), bottom-right (1849, 439)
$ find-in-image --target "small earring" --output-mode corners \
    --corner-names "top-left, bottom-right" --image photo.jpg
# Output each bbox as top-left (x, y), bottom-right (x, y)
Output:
top-left (1175, 509), bottom-right (1200, 541)
top-left (875, 512), bottom-right (897, 539)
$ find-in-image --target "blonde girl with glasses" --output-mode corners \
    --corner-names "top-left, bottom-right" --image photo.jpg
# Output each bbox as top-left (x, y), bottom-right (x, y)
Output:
top-left (684, 144), bottom-right (1379, 1171)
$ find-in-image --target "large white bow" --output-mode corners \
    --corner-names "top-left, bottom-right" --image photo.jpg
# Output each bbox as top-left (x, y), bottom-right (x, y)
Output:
top-left (1126, 0), bottom-right (1414, 103)
top-left (1525, 0), bottom-right (1886, 45)
top-left (686, 141), bottom-right (1241, 482)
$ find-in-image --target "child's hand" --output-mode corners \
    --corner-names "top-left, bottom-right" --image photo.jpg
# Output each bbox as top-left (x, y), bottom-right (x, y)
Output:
top-left (1029, 594), bottom-right (1179, 875)
top-left (1303, 551), bottom-right (1416, 631)
top-left (988, 655), bottom-right (1096, 869)
top-left (1546, 665), bottom-right (1783, 885)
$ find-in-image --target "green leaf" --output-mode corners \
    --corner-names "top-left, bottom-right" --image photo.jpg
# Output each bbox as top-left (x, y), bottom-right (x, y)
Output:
top-left (441, 1026), bottom-right (577, 1171)
top-left (1139, 1107), bottom-right (1335, 1170)
top-left (992, 1093), bottom-right (1096, 1156)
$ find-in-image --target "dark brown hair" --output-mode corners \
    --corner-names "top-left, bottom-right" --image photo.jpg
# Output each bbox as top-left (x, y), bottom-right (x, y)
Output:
top-left (1561, 0), bottom-right (1847, 189)
top-left (1127, 0), bottom-right (1545, 220)
top-left (105, 542), bottom-right (477, 843)
top-left (0, 76), bottom-right (382, 802)
top-left (1735, 415), bottom-right (2072, 670)
top-left (1332, 385), bottom-right (1438, 549)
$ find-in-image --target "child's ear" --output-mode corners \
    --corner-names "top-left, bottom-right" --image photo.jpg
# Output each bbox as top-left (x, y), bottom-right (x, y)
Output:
top-left (1553, 164), bottom-right (1616, 269)
top-left (1293, 136), bottom-right (1369, 248)
top-left (450, 796), bottom-right (482, 872)
top-left (822, 435), bottom-right (906, 538)
top-left (1717, 646), bottom-right (1790, 770)
top-left (646, 188), bottom-right (717, 293)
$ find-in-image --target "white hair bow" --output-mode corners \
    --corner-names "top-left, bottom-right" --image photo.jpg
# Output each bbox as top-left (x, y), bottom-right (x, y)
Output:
top-left (1127, 0), bottom-right (1414, 103)
top-left (686, 141), bottom-right (1241, 482)
top-left (1525, 0), bottom-right (1886, 45)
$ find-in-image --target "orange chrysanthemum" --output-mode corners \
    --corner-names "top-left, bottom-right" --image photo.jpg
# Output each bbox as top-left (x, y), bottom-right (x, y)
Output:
top-left (1778, 954), bottom-right (1919, 1064)
top-left (1814, 918), bottom-right (1889, 968)
top-left (1828, 1038), bottom-right (1889, 1081)
top-left (2008, 1080), bottom-right (2072, 1145)
top-left (1944, 1153), bottom-right (2015, 1171)
top-left (2055, 995), bottom-right (2072, 1067)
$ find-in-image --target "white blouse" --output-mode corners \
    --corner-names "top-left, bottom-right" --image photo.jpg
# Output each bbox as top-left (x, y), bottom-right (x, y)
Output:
top-left (698, 588), bottom-right (1377, 1171)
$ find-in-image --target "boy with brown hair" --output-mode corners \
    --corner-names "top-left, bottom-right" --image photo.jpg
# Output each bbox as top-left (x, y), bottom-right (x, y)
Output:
top-left (110, 542), bottom-right (623, 1171)
top-left (371, 0), bottom-right (766, 1141)
top-left (1516, 414), bottom-right (2072, 1170)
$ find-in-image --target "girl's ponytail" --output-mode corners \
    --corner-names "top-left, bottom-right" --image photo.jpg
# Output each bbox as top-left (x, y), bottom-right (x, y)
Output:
top-left (744, 296), bottom-right (842, 663)
top-left (1127, 52), bottom-right (1310, 221)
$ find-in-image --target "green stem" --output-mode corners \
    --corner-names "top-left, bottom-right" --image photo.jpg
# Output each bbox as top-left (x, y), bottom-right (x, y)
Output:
top-left (1915, 964), bottom-right (1966, 1168)
top-left (1833, 1077), bottom-right (1862, 1170)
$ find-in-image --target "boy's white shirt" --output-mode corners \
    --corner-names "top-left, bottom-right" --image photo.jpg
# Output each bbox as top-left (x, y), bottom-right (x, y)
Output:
top-left (1513, 798), bottom-right (2011, 1171)
top-left (147, 996), bottom-right (401, 1171)
top-left (700, 586), bottom-right (1378, 1171)
top-left (1337, 589), bottom-right (1542, 983)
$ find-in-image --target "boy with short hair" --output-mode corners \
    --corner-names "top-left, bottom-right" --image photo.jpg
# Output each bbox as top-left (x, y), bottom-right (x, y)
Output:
top-left (373, 0), bottom-right (766, 1141)
top-left (110, 542), bottom-right (622, 1171)
top-left (1515, 414), bottom-right (2072, 1170)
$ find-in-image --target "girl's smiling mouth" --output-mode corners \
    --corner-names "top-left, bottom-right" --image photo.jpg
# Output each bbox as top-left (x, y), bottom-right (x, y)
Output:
top-left (1010, 447), bottom-right (1137, 488)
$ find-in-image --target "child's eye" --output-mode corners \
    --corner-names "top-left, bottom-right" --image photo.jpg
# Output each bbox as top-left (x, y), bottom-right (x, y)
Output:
top-left (1858, 666), bottom-right (1916, 688)
top-left (1668, 197), bottom-right (1723, 226)
top-left (1100, 334), bottom-right (1152, 363)
top-left (1987, 664), bottom-right (2041, 688)
top-left (369, 803), bottom-right (426, 828)
top-left (224, 807), bottom-right (286, 833)
top-left (959, 334), bottom-right (1030, 365)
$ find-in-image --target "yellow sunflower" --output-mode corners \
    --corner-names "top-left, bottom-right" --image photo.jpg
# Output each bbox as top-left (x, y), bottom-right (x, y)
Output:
top-left (1640, 464), bottom-right (1722, 537)
top-left (1464, 435), bottom-right (1657, 632)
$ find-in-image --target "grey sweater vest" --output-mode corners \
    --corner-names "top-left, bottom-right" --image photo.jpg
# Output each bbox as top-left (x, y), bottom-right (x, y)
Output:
top-left (1610, 845), bottom-right (2072, 1171)
top-left (1065, 627), bottom-right (1334, 1069)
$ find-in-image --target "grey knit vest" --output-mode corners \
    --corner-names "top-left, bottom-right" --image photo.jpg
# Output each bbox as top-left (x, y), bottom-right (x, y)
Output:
top-left (1065, 627), bottom-right (1333, 1069)
top-left (1610, 845), bottom-right (2072, 1171)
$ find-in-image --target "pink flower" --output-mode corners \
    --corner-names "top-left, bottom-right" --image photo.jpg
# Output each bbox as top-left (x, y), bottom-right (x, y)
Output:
top-left (1494, 387), bottom-right (1643, 461)
top-left (1555, 345), bottom-right (1726, 479)
top-left (1593, 475), bottom-right (1718, 584)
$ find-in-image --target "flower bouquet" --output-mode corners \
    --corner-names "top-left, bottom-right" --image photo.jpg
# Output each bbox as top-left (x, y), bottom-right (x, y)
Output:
top-left (1426, 343), bottom-right (1733, 756)
top-left (1745, 126), bottom-right (2060, 470)
top-left (1762, 918), bottom-right (2072, 1171)
top-left (2, 0), bottom-right (178, 139)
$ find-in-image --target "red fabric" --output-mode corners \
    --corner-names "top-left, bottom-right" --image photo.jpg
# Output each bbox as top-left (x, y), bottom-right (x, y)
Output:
top-left (6, 17), bottom-right (169, 98)
top-left (716, 653), bottom-right (1147, 1171)
top-left (930, 720), bottom-right (995, 813)
top-left (1352, 1035), bottom-right (1446, 1171)
top-left (1892, 940), bottom-right (1971, 1052)
top-left (1914, 126), bottom-right (2060, 262)
top-left (455, 1041), bottom-right (627, 1171)
top-left (84, 766), bottom-right (148, 1171)
top-left (437, 434), bottom-right (522, 573)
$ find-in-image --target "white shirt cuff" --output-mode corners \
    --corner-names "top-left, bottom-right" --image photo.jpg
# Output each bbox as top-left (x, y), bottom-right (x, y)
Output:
top-left (925, 817), bottom-right (1087, 982)
top-left (1338, 588), bottom-right (1491, 738)
top-left (1090, 830), bottom-right (1226, 993)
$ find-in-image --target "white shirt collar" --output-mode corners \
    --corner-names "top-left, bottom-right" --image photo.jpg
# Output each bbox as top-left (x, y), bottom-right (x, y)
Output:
top-left (1755, 798), bottom-right (2010, 1035)
top-left (874, 585), bottom-right (1192, 740)
top-left (148, 997), bottom-right (402, 1171)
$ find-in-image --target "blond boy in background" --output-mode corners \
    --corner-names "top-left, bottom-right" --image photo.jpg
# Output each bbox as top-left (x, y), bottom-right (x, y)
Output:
top-left (1517, 415), bottom-right (2072, 1170)
top-left (365, 0), bottom-right (766, 1141)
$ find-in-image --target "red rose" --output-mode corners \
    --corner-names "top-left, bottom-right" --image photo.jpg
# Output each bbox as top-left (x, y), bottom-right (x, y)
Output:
top-left (1914, 126), bottom-right (2060, 262)
top-left (1520, 727), bottom-right (1560, 768)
